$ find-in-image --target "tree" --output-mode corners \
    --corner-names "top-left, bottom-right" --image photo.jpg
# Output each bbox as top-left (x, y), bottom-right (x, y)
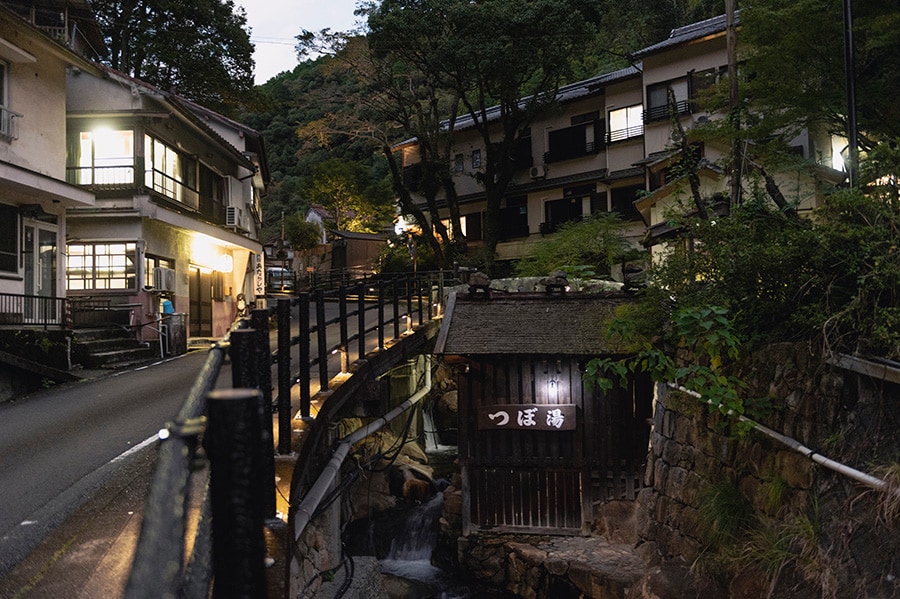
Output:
top-left (514, 213), bottom-right (635, 279)
top-left (303, 158), bottom-right (395, 234)
top-left (283, 215), bottom-right (323, 250)
top-left (91, 0), bottom-right (256, 113)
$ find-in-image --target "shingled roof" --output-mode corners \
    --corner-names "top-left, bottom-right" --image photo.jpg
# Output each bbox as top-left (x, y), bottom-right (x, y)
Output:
top-left (434, 292), bottom-right (634, 356)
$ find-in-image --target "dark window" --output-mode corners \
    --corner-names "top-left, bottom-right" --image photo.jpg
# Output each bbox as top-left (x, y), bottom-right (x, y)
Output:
top-left (199, 164), bottom-right (226, 223)
top-left (543, 197), bottom-right (583, 233)
top-left (610, 185), bottom-right (644, 221)
top-left (464, 212), bottom-right (482, 241)
top-left (546, 122), bottom-right (601, 163)
top-left (645, 79), bottom-right (691, 123)
top-left (590, 191), bottom-right (608, 214)
top-left (0, 203), bottom-right (17, 272)
top-left (498, 196), bottom-right (529, 240)
top-left (454, 154), bottom-right (464, 173)
top-left (471, 149), bottom-right (481, 169)
top-left (512, 132), bottom-right (533, 170)
top-left (403, 163), bottom-right (422, 191)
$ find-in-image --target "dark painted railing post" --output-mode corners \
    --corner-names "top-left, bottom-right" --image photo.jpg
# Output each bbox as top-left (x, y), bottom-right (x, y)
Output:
top-left (392, 277), bottom-right (401, 340)
top-left (250, 309), bottom-right (276, 520)
top-left (207, 388), bottom-right (267, 598)
top-left (229, 328), bottom-right (275, 521)
top-left (230, 329), bottom-right (258, 389)
top-left (417, 274), bottom-right (424, 326)
top-left (298, 293), bottom-right (311, 418)
top-left (316, 290), bottom-right (329, 392)
top-left (377, 281), bottom-right (385, 350)
top-left (405, 276), bottom-right (414, 327)
top-left (357, 282), bottom-right (366, 360)
top-left (277, 299), bottom-right (292, 454)
top-left (338, 285), bottom-right (348, 351)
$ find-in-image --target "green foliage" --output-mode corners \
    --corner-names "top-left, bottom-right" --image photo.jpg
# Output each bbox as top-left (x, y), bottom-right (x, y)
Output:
top-left (303, 158), bottom-right (395, 235)
top-left (376, 234), bottom-right (438, 274)
top-left (697, 481), bottom-right (754, 549)
top-left (514, 213), bottom-right (636, 278)
top-left (92, 0), bottom-right (257, 114)
top-left (283, 214), bottom-right (323, 250)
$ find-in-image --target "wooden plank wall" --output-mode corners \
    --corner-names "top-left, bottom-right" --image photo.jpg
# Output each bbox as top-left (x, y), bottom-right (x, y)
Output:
top-left (458, 355), bottom-right (652, 534)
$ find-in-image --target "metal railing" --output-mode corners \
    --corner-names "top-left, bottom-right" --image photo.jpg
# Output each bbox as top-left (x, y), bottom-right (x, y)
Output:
top-left (0, 292), bottom-right (70, 328)
top-left (124, 271), bottom-right (449, 597)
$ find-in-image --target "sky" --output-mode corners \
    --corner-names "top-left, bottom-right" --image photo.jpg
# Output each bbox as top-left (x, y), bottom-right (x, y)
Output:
top-left (240, 0), bottom-right (361, 85)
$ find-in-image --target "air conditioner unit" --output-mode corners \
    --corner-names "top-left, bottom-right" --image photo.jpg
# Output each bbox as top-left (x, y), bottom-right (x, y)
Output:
top-left (530, 165), bottom-right (546, 179)
top-left (226, 206), bottom-right (241, 227)
top-left (153, 267), bottom-right (176, 292)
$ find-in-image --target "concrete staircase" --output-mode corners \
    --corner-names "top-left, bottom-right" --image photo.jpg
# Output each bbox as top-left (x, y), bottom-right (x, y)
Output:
top-left (72, 326), bottom-right (159, 369)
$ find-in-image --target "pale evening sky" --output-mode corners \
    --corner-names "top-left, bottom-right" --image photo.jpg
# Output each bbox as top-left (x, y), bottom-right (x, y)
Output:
top-left (240, 0), bottom-right (361, 85)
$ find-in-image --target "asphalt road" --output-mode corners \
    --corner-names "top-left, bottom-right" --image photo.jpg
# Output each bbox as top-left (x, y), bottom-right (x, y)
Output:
top-left (0, 350), bottom-right (216, 579)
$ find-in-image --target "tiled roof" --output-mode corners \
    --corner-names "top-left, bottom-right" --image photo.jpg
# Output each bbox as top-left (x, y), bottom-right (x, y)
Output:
top-left (632, 11), bottom-right (740, 58)
top-left (435, 292), bottom-right (634, 356)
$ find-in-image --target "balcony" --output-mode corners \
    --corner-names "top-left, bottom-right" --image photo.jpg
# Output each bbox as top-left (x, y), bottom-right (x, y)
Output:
top-left (644, 99), bottom-right (692, 123)
top-left (606, 124), bottom-right (644, 144)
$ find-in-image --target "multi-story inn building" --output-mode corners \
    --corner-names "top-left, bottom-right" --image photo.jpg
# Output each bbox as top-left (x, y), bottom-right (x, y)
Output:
top-left (398, 13), bottom-right (846, 268)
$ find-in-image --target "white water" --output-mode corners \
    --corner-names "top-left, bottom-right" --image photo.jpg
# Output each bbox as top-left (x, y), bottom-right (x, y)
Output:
top-left (380, 493), bottom-right (445, 582)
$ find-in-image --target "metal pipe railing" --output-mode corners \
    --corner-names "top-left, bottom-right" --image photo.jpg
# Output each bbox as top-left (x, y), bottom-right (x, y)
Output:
top-left (669, 383), bottom-right (892, 492)
top-left (292, 358), bottom-right (432, 538)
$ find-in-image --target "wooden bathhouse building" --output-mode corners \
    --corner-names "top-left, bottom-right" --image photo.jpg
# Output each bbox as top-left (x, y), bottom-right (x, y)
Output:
top-left (435, 286), bottom-right (652, 535)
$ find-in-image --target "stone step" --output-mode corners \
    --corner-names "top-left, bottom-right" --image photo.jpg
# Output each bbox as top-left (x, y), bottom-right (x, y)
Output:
top-left (88, 345), bottom-right (158, 367)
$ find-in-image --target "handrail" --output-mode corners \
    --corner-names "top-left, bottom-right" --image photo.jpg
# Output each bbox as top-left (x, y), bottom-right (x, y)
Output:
top-left (292, 358), bottom-right (432, 538)
top-left (126, 270), bottom-right (445, 596)
top-left (669, 384), bottom-right (895, 493)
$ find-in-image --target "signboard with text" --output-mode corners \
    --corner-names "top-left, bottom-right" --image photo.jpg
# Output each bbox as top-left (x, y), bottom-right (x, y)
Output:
top-left (476, 404), bottom-right (576, 431)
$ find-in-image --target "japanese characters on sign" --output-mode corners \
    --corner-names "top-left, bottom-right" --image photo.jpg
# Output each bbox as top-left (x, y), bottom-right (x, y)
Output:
top-left (477, 404), bottom-right (577, 431)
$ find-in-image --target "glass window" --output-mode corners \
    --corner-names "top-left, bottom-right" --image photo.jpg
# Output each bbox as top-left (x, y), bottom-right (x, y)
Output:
top-left (608, 104), bottom-right (644, 143)
top-left (144, 254), bottom-right (174, 288)
top-left (645, 79), bottom-right (690, 122)
top-left (72, 129), bottom-right (135, 185)
top-left (454, 153), bottom-right (464, 173)
top-left (67, 242), bottom-right (137, 290)
top-left (0, 203), bottom-right (17, 273)
top-left (471, 149), bottom-right (482, 169)
top-left (144, 135), bottom-right (198, 208)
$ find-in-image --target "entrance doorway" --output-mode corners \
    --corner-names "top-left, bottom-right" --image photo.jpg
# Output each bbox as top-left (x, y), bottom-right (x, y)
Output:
top-left (22, 219), bottom-right (58, 322)
top-left (189, 267), bottom-right (212, 337)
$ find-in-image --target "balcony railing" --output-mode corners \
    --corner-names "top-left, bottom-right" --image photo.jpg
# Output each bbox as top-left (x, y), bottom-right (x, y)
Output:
top-left (145, 168), bottom-right (200, 210)
top-left (644, 99), bottom-right (692, 123)
top-left (607, 123), bottom-right (645, 144)
top-left (67, 165), bottom-right (136, 189)
top-left (0, 292), bottom-right (70, 329)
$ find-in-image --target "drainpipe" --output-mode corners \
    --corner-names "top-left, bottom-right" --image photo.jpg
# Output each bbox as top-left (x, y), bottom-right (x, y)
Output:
top-left (292, 357), bottom-right (433, 539)
top-left (669, 384), bottom-right (892, 493)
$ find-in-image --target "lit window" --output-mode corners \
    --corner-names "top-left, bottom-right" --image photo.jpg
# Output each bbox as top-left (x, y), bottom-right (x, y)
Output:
top-left (66, 242), bottom-right (137, 290)
top-left (71, 129), bottom-right (134, 185)
top-left (608, 105), bottom-right (643, 143)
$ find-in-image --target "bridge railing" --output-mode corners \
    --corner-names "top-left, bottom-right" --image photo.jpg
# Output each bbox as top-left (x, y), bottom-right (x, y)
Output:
top-left (124, 270), bottom-right (448, 598)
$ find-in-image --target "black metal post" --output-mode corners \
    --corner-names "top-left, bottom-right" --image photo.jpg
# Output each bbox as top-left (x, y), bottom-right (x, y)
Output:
top-left (417, 274), bottom-right (424, 325)
top-left (249, 309), bottom-right (276, 520)
top-left (207, 388), bottom-right (267, 598)
top-left (230, 329), bottom-right (258, 389)
top-left (339, 285), bottom-right (348, 350)
top-left (357, 282), bottom-right (366, 360)
top-left (316, 290), bottom-right (329, 392)
top-left (392, 278), bottom-right (400, 340)
top-left (277, 299), bottom-right (292, 454)
top-left (377, 281), bottom-right (385, 350)
top-left (298, 293), bottom-right (311, 418)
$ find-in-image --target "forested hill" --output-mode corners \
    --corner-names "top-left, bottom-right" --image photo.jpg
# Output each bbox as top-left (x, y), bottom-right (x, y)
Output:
top-left (240, 0), bottom-right (726, 242)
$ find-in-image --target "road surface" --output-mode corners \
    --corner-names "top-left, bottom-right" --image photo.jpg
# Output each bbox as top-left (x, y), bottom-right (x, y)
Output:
top-left (0, 350), bottom-right (215, 578)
